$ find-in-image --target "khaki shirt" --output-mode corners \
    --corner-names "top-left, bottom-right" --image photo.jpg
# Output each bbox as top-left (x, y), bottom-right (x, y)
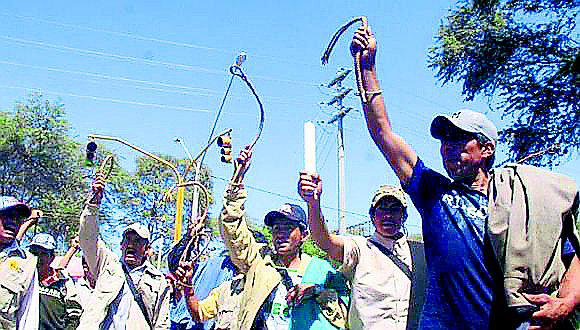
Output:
top-left (78, 205), bottom-right (171, 330)
top-left (195, 273), bottom-right (245, 330)
top-left (0, 242), bottom-right (37, 329)
top-left (219, 186), bottom-right (347, 330)
top-left (340, 233), bottom-right (412, 330)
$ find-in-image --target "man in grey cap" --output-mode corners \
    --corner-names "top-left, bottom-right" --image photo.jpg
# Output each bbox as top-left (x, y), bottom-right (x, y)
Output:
top-left (0, 196), bottom-right (37, 329)
top-left (28, 233), bottom-right (83, 330)
top-left (78, 174), bottom-right (170, 329)
top-left (299, 175), bottom-right (412, 329)
top-left (350, 24), bottom-right (579, 329)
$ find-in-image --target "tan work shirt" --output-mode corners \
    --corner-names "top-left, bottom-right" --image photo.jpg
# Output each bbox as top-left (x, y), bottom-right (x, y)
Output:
top-left (340, 232), bottom-right (412, 330)
top-left (0, 242), bottom-right (37, 329)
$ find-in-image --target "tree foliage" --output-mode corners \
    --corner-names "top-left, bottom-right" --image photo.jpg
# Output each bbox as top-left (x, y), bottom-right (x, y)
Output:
top-left (99, 153), bottom-right (214, 255)
top-left (429, 0), bottom-right (579, 166)
top-left (0, 94), bottom-right (85, 244)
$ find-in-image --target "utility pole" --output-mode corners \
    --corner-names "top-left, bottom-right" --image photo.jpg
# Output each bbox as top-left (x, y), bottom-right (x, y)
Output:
top-left (322, 68), bottom-right (353, 235)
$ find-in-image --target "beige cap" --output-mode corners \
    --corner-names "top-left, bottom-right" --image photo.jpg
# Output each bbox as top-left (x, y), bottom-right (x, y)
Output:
top-left (371, 185), bottom-right (408, 209)
top-left (123, 222), bottom-right (151, 241)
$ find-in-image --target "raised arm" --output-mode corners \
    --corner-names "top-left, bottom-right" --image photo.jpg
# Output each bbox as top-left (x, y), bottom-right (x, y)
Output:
top-left (57, 236), bottom-right (80, 270)
top-left (79, 173), bottom-right (105, 277)
top-left (351, 25), bottom-right (418, 184)
top-left (298, 171), bottom-right (345, 262)
top-left (219, 146), bottom-right (263, 273)
top-left (16, 210), bottom-right (41, 242)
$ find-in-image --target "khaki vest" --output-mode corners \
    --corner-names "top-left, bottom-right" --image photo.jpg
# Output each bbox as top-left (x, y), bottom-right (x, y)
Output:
top-left (0, 247), bottom-right (37, 329)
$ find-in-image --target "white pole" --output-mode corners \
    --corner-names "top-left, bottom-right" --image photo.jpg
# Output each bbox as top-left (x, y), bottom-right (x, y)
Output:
top-left (304, 122), bottom-right (316, 174)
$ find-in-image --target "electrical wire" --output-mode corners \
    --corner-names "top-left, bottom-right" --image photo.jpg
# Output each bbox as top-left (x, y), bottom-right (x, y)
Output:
top-left (0, 85), bottom-right (212, 114)
top-left (0, 35), bottom-right (319, 87)
top-left (1, 12), bottom-right (319, 68)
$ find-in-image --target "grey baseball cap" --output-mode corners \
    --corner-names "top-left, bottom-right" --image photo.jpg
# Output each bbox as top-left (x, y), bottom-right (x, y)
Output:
top-left (29, 233), bottom-right (57, 251)
top-left (431, 109), bottom-right (498, 143)
top-left (123, 222), bottom-right (151, 241)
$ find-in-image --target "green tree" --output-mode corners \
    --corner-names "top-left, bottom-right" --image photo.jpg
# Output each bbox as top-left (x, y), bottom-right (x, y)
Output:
top-left (0, 94), bottom-right (85, 244)
top-left (99, 154), bottom-right (214, 256)
top-left (429, 0), bottom-right (579, 166)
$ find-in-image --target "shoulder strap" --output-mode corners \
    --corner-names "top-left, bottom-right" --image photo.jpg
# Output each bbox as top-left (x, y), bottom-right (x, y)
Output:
top-left (121, 264), bottom-right (153, 330)
top-left (368, 239), bottom-right (412, 280)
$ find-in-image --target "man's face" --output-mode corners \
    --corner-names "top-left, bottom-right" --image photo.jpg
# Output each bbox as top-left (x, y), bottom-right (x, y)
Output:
top-left (121, 231), bottom-right (149, 268)
top-left (372, 197), bottom-right (405, 237)
top-left (270, 218), bottom-right (304, 256)
top-left (0, 211), bottom-right (24, 246)
top-left (439, 130), bottom-right (492, 181)
top-left (30, 247), bottom-right (55, 272)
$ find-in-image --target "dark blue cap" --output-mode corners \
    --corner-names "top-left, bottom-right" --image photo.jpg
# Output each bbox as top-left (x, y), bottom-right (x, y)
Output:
top-left (264, 203), bottom-right (307, 230)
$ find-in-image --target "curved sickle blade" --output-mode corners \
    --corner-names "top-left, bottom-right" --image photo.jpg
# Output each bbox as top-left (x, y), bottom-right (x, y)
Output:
top-left (229, 64), bottom-right (265, 151)
top-left (321, 16), bottom-right (368, 65)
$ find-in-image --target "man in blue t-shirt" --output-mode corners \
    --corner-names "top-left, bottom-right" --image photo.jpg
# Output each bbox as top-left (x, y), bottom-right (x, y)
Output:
top-left (349, 24), bottom-right (580, 329)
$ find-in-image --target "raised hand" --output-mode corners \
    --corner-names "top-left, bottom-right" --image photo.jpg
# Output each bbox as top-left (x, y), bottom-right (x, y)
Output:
top-left (298, 171), bottom-right (322, 204)
top-left (69, 236), bottom-right (80, 250)
top-left (175, 261), bottom-right (194, 292)
top-left (350, 25), bottom-right (377, 70)
top-left (232, 145), bottom-right (253, 184)
top-left (89, 172), bottom-right (106, 206)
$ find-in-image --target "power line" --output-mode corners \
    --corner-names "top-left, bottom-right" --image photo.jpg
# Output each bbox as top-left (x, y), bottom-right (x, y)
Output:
top-left (210, 175), bottom-right (368, 219)
top-left (0, 85), bottom-right (212, 114)
top-left (1, 35), bottom-right (225, 74)
top-left (1, 12), bottom-right (319, 68)
top-left (0, 35), bottom-right (319, 87)
top-left (0, 60), bottom-right (316, 107)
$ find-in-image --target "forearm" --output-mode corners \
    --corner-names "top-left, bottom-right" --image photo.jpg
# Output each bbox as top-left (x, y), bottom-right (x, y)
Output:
top-left (307, 200), bottom-right (344, 261)
top-left (184, 287), bottom-right (219, 323)
top-left (16, 223), bottom-right (34, 241)
top-left (361, 68), bottom-right (417, 183)
top-left (558, 255), bottom-right (580, 310)
top-left (219, 186), bottom-right (261, 272)
top-left (185, 293), bottom-right (203, 322)
top-left (79, 205), bottom-right (100, 275)
top-left (58, 247), bottom-right (78, 269)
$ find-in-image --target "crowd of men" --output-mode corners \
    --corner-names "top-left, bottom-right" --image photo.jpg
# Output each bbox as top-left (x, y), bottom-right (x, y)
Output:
top-left (1, 24), bottom-right (579, 330)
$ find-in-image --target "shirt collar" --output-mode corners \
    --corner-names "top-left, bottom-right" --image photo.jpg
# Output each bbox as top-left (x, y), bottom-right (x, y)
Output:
top-left (371, 231), bottom-right (405, 250)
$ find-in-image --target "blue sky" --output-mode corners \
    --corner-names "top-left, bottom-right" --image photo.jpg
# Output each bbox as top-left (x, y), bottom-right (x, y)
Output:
top-left (1, 0), bottom-right (578, 243)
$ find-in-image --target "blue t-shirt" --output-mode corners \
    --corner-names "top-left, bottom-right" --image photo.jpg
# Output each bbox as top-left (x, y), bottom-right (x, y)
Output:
top-left (170, 252), bottom-right (236, 330)
top-left (405, 159), bottom-right (495, 329)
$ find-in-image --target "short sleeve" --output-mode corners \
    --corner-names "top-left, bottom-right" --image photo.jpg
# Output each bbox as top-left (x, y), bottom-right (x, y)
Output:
top-left (404, 158), bottom-right (450, 212)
